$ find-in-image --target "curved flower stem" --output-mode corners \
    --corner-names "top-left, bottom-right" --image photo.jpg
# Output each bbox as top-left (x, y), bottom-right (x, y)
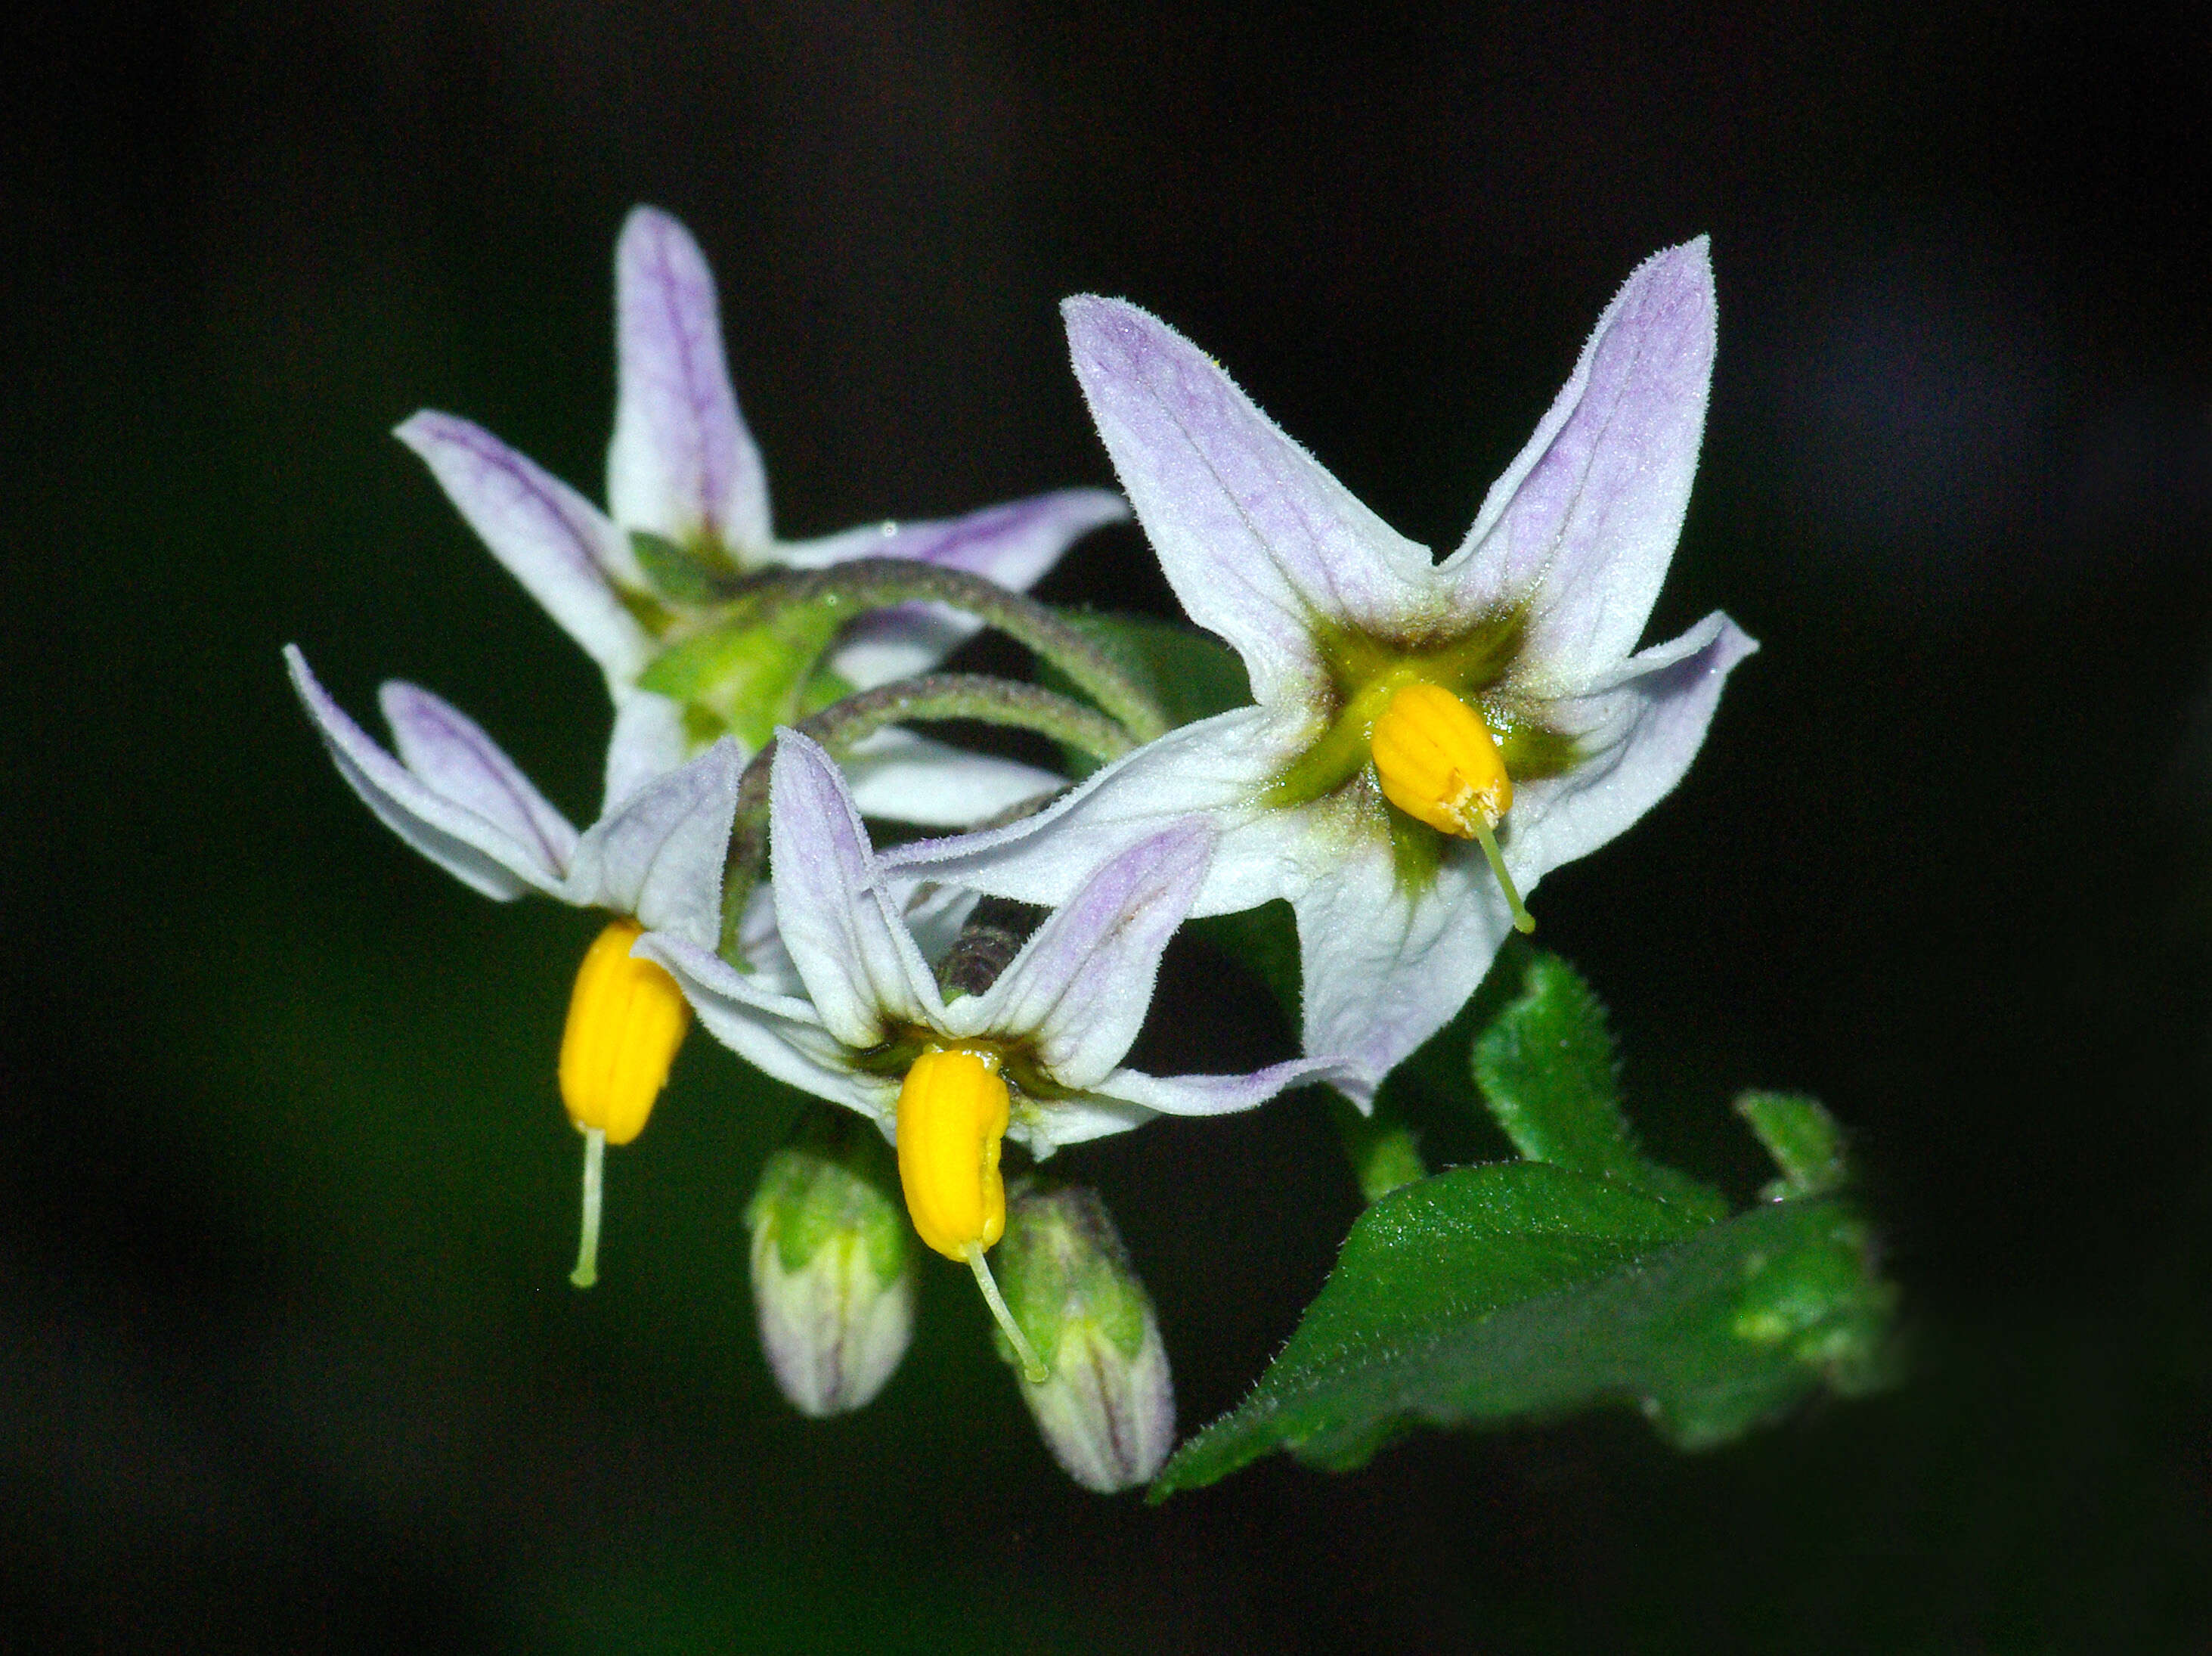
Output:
top-left (788, 558), bottom-right (1171, 746)
top-left (717, 673), bottom-right (1129, 959)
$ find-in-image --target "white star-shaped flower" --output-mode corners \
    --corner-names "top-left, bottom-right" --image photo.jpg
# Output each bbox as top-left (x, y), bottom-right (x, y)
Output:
top-left (285, 646), bottom-right (736, 947)
top-left (884, 239), bottom-right (1755, 1100)
top-left (640, 729), bottom-right (1346, 1165)
top-left (398, 206), bottom-right (1129, 825)
top-left (285, 644), bottom-right (742, 1285)
top-left (640, 728), bottom-right (1349, 1372)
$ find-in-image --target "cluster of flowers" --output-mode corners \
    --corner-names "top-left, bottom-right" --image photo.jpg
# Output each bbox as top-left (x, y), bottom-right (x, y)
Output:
top-left (288, 209), bottom-right (1750, 1493)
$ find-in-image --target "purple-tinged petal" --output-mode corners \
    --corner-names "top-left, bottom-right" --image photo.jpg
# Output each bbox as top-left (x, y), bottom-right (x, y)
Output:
top-left (1007, 1095), bottom-right (1157, 1156)
top-left (841, 728), bottom-right (1062, 828)
top-left (566, 739), bottom-right (742, 948)
top-left (730, 882), bottom-right (808, 998)
top-left (602, 686), bottom-right (692, 814)
top-left (820, 608), bottom-right (971, 696)
top-left (880, 706), bottom-right (1313, 919)
top-left (1004, 1053), bottom-right (1353, 1158)
top-left (768, 730), bottom-right (943, 1047)
top-left (954, 823), bottom-right (1214, 1090)
top-left (781, 489), bottom-right (1129, 688)
top-left (397, 411), bottom-right (654, 680)
top-left (379, 681), bottom-right (580, 877)
top-left (607, 206), bottom-right (772, 554)
top-left (1086, 1055), bottom-right (1355, 1118)
top-left (1443, 239), bottom-right (1718, 690)
top-left (1502, 611), bottom-right (1756, 888)
top-left (779, 488), bottom-right (1128, 584)
top-left (636, 932), bottom-right (888, 1124)
top-left (1062, 296), bottom-right (1435, 709)
top-left (284, 646), bottom-right (566, 901)
top-left (1291, 845), bottom-right (1510, 1106)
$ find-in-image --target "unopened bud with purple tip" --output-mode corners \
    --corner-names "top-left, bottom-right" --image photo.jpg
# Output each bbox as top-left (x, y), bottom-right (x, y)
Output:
top-left (992, 1180), bottom-right (1175, 1493)
top-left (746, 1106), bottom-right (916, 1417)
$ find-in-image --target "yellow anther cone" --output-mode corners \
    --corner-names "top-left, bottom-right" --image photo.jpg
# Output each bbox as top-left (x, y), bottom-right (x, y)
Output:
top-left (1368, 681), bottom-right (1513, 837)
top-left (559, 918), bottom-right (692, 1146)
top-left (894, 1047), bottom-right (1010, 1261)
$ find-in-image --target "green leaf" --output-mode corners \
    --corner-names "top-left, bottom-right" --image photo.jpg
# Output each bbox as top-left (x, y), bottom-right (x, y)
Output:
top-left (1472, 951), bottom-right (1725, 1219)
top-left (635, 595), bottom-right (847, 749)
top-left (1151, 1162), bottom-right (1895, 1496)
top-left (1039, 610), bottom-right (1251, 773)
top-left (1736, 1090), bottom-right (1850, 1199)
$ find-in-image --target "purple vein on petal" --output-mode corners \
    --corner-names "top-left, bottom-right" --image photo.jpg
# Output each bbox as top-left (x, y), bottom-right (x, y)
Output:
top-left (403, 411), bottom-right (619, 588)
top-left (612, 208), bottom-right (767, 552)
top-left (380, 681), bottom-right (577, 878)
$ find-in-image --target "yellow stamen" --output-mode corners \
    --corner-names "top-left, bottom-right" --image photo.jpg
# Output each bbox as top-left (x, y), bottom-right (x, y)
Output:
top-left (559, 918), bottom-right (692, 1146)
top-left (895, 1047), bottom-right (1051, 1381)
top-left (1369, 681), bottom-right (1513, 836)
top-left (1370, 683), bottom-right (1535, 933)
top-left (894, 1047), bottom-right (1009, 1261)
top-left (557, 919), bottom-right (690, 1289)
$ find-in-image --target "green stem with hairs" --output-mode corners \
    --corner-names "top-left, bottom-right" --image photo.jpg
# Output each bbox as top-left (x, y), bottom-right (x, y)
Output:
top-left (717, 673), bottom-right (1129, 960)
top-left (785, 558), bottom-right (1171, 746)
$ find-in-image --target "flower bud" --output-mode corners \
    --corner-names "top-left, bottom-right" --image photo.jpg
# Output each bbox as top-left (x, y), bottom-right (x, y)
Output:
top-left (745, 1107), bottom-right (917, 1417)
top-left (991, 1180), bottom-right (1175, 1493)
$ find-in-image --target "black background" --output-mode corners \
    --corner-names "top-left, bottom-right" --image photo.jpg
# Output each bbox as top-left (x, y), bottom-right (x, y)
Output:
top-left (5, 2), bottom-right (2210, 1649)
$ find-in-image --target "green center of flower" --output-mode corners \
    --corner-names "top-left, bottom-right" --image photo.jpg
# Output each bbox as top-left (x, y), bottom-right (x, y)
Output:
top-left (853, 1025), bottom-right (1077, 1118)
top-left (634, 581), bottom-right (857, 751)
top-left (1263, 608), bottom-right (1575, 895)
top-left (1266, 608), bottom-right (1574, 807)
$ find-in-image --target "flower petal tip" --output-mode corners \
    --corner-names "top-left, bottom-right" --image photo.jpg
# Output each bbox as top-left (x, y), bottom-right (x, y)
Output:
top-left (1624, 237), bottom-right (1718, 336)
top-left (1061, 294), bottom-right (1171, 367)
top-left (618, 203), bottom-right (701, 262)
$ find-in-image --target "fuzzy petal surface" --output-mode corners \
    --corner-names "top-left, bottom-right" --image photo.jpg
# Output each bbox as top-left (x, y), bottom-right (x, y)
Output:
top-left (731, 882), bottom-right (808, 998)
top-left (1502, 611), bottom-right (1757, 888)
top-left (602, 687), bottom-right (692, 814)
top-left (565, 740), bottom-right (742, 948)
top-left (879, 706), bottom-right (1313, 918)
top-left (287, 647), bottom-right (568, 901)
top-left (635, 933), bottom-right (888, 1123)
top-left (776, 489), bottom-right (1126, 583)
top-left (378, 680), bottom-right (580, 877)
top-left (1063, 296), bottom-right (1435, 708)
top-left (607, 206), bottom-right (773, 554)
top-left (1289, 843), bottom-right (1508, 1106)
top-left (395, 412), bottom-right (652, 680)
top-left (1007, 1094), bottom-right (1158, 1157)
top-left (767, 731), bottom-right (943, 1047)
top-left (1089, 1055), bottom-right (1353, 1118)
top-left (961, 823), bottom-right (1213, 1090)
top-left (1445, 239), bottom-right (1717, 690)
top-left (1012, 1054), bottom-right (1352, 1156)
